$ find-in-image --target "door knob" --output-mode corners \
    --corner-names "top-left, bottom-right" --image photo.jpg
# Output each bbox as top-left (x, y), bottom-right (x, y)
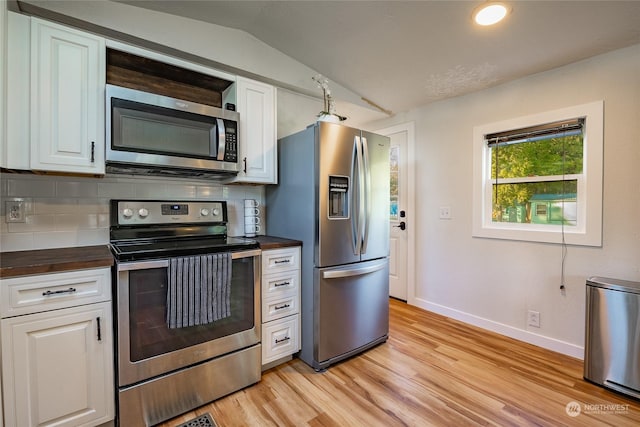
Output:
top-left (394, 221), bottom-right (406, 231)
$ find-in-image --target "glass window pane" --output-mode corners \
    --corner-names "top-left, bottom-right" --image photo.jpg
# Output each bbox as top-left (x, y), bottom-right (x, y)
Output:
top-left (491, 134), bottom-right (583, 179)
top-left (492, 180), bottom-right (577, 225)
top-left (390, 146), bottom-right (399, 220)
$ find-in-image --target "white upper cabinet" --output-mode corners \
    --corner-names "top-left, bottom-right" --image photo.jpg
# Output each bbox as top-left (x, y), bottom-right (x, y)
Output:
top-left (5, 12), bottom-right (31, 170)
top-left (30, 17), bottom-right (105, 174)
top-left (232, 77), bottom-right (277, 184)
top-left (0, 1), bottom-right (6, 171)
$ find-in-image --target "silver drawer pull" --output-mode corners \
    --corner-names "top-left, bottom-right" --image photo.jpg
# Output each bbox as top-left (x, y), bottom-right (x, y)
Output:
top-left (274, 259), bottom-right (290, 264)
top-left (275, 336), bottom-right (291, 344)
top-left (42, 287), bottom-right (77, 296)
top-left (274, 303), bottom-right (291, 310)
top-left (274, 281), bottom-right (290, 287)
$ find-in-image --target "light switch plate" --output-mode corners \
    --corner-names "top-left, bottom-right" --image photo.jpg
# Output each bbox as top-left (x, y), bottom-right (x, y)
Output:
top-left (439, 206), bottom-right (452, 219)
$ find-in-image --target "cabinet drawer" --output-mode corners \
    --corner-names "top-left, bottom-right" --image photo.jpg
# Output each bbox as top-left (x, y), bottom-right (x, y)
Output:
top-left (262, 270), bottom-right (299, 301)
top-left (0, 267), bottom-right (111, 318)
top-left (261, 247), bottom-right (300, 274)
top-left (262, 293), bottom-right (299, 323)
top-left (262, 315), bottom-right (299, 364)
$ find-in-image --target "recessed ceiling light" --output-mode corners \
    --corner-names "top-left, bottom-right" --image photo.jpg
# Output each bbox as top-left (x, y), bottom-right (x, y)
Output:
top-left (474, 2), bottom-right (510, 26)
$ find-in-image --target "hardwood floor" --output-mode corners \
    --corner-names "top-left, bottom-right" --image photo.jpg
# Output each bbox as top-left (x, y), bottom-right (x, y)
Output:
top-left (159, 299), bottom-right (640, 426)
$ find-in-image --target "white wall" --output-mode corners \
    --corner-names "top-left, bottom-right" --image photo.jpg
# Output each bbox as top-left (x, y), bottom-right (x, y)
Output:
top-left (369, 44), bottom-right (640, 358)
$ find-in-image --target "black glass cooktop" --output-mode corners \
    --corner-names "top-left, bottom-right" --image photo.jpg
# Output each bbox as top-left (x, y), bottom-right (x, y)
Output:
top-left (110, 236), bottom-right (258, 261)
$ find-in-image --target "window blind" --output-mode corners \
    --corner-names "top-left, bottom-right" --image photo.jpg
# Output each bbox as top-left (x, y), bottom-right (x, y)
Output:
top-left (486, 118), bottom-right (584, 147)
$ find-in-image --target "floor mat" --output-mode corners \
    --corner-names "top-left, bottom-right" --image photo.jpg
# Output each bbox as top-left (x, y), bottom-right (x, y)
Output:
top-left (176, 413), bottom-right (218, 427)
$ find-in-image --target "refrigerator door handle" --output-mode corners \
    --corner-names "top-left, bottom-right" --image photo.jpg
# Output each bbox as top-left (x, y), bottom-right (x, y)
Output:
top-left (360, 136), bottom-right (371, 254)
top-left (322, 260), bottom-right (387, 279)
top-left (351, 135), bottom-right (364, 256)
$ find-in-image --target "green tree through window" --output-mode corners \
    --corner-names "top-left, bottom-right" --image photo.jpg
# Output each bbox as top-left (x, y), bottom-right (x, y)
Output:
top-left (490, 134), bottom-right (583, 224)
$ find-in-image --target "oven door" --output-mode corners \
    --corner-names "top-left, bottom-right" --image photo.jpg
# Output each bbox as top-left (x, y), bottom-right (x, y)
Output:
top-left (115, 249), bottom-right (261, 387)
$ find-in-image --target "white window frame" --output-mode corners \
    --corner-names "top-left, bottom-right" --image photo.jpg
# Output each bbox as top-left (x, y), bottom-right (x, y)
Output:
top-left (472, 100), bottom-right (603, 246)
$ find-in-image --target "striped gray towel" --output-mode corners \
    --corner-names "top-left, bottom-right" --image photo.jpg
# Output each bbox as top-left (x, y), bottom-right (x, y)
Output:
top-left (166, 253), bottom-right (232, 329)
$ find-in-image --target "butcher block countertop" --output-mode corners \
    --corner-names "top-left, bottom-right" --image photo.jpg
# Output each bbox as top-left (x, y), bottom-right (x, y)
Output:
top-left (0, 237), bottom-right (299, 279)
top-left (254, 236), bottom-right (302, 250)
top-left (0, 245), bottom-right (114, 279)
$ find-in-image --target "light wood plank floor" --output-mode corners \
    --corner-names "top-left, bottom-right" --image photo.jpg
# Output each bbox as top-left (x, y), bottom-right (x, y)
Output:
top-left (160, 298), bottom-right (640, 426)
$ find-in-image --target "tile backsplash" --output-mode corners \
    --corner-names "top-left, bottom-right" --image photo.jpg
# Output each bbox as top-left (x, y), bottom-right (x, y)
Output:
top-left (0, 173), bottom-right (265, 252)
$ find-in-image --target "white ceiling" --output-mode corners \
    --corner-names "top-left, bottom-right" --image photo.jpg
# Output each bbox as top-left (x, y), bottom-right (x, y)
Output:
top-left (117, 0), bottom-right (640, 115)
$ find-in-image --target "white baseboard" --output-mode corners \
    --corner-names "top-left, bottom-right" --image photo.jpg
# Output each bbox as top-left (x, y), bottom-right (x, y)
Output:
top-left (410, 297), bottom-right (584, 360)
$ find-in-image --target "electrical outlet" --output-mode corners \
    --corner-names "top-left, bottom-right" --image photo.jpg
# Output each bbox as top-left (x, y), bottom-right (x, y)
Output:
top-left (527, 310), bottom-right (540, 328)
top-left (439, 206), bottom-right (452, 219)
top-left (5, 199), bottom-right (26, 223)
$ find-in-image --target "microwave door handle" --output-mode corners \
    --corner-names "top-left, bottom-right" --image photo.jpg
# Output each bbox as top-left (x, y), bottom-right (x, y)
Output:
top-left (213, 118), bottom-right (226, 160)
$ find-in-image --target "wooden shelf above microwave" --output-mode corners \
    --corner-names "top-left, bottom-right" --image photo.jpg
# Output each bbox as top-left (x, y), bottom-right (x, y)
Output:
top-left (106, 48), bottom-right (233, 108)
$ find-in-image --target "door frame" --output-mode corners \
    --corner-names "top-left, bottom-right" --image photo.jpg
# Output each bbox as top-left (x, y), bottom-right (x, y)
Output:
top-left (374, 122), bottom-right (416, 306)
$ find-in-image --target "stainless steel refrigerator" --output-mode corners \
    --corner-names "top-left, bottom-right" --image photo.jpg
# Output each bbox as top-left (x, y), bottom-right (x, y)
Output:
top-left (266, 121), bottom-right (390, 371)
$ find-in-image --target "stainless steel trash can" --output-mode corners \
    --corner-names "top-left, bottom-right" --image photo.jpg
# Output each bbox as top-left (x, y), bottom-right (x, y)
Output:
top-left (584, 276), bottom-right (640, 398)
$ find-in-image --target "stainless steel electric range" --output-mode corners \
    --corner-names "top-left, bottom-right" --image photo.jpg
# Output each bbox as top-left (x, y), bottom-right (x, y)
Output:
top-left (109, 199), bottom-right (261, 426)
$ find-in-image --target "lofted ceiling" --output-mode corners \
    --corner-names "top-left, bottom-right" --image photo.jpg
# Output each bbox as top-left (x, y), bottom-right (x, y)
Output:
top-left (116, 1), bottom-right (640, 116)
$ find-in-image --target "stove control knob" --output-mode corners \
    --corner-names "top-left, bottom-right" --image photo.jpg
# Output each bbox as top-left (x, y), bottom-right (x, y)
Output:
top-left (122, 208), bottom-right (134, 218)
top-left (200, 208), bottom-right (210, 217)
top-left (212, 208), bottom-right (221, 217)
top-left (138, 208), bottom-right (149, 218)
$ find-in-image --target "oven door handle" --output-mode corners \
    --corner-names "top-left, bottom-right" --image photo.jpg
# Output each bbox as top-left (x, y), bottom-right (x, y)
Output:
top-left (117, 250), bottom-right (261, 271)
top-left (232, 249), bottom-right (262, 259)
top-left (117, 259), bottom-right (170, 271)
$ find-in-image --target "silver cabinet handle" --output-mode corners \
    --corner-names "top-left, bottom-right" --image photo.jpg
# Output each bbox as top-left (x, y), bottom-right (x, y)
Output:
top-left (274, 303), bottom-right (291, 310)
top-left (275, 336), bottom-right (291, 344)
top-left (42, 287), bottom-right (76, 296)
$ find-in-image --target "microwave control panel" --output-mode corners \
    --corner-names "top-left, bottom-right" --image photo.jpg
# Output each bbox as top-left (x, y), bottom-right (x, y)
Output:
top-left (223, 120), bottom-right (238, 163)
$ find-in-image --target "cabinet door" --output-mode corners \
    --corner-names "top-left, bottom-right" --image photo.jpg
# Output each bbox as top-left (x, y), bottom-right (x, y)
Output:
top-left (1, 302), bottom-right (114, 427)
top-left (0, 1), bottom-right (6, 171)
top-left (5, 12), bottom-right (31, 170)
top-left (233, 77), bottom-right (276, 184)
top-left (30, 18), bottom-right (105, 174)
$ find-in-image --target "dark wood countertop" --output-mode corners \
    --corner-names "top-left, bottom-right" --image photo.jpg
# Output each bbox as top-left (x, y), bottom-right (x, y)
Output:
top-left (254, 236), bottom-right (302, 250)
top-left (0, 245), bottom-right (114, 279)
top-left (0, 238), bottom-right (300, 278)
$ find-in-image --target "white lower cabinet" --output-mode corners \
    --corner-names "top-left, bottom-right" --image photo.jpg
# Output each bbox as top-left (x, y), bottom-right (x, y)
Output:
top-left (261, 247), bottom-right (301, 367)
top-left (1, 268), bottom-right (114, 427)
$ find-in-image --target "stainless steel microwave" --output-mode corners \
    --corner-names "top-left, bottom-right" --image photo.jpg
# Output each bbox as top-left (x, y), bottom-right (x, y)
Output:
top-left (106, 84), bottom-right (240, 177)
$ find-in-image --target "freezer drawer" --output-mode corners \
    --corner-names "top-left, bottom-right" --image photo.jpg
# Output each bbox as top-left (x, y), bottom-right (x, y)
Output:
top-left (313, 258), bottom-right (389, 368)
top-left (584, 276), bottom-right (640, 399)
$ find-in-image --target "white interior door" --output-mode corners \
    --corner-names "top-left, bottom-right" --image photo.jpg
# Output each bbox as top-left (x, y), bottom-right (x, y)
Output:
top-left (376, 123), bottom-right (414, 301)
